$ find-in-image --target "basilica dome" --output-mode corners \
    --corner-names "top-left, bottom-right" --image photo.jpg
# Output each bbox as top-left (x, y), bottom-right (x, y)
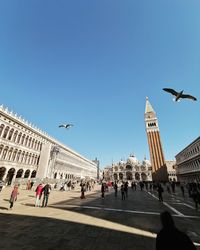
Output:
top-left (127, 154), bottom-right (139, 165)
top-left (142, 159), bottom-right (151, 166)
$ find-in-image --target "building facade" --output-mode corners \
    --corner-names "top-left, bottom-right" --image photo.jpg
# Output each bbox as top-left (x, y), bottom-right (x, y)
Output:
top-left (144, 97), bottom-right (168, 181)
top-left (0, 105), bottom-right (97, 185)
top-left (175, 136), bottom-right (200, 182)
top-left (165, 160), bottom-right (177, 181)
top-left (104, 155), bottom-right (152, 182)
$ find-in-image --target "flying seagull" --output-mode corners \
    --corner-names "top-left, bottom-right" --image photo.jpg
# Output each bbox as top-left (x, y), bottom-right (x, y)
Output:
top-left (59, 124), bottom-right (74, 129)
top-left (163, 88), bottom-right (197, 102)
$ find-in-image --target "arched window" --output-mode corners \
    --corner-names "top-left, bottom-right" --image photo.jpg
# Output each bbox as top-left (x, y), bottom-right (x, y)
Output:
top-left (7, 128), bottom-right (14, 140)
top-left (16, 150), bottom-right (22, 162)
top-left (0, 144), bottom-right (4, 156)
top-left (0, 124), bottom-right (5, 137)
top-left (21, 151), bottom-right (25, 163)
top-left (7, 147), bottom-right (14, 161)
top-left (17, 132), bottom-right (22, 144)
top-left (28, 138), bottom-right (32, 147)
top-left (13, 131), bottom-right (18, 142)
top-left (21, 134), bottom-right (26, 145)
top-left (12, 149), bottom-right (18, 161)
top-left (2, 146), bottom-right (9, 159)
top-left (25, 152), bottom-right (29, 164)
top-left (3, 126), bottom-right (9, 139)
top-left (25, 136), bottom-right (29, 147)
top-left (31, 139), bottom-right (35, 148)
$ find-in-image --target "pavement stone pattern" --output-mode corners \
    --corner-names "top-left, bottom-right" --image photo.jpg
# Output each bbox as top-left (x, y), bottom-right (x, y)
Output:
top-left (0, 184), bottom-right (200, 250)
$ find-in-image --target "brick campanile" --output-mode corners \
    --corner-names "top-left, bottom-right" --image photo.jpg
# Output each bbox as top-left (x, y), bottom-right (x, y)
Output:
top-left (144, 97), bottom-right (168, 181)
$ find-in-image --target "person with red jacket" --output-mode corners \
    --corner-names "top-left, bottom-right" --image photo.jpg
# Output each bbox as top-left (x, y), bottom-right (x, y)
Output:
top-left (9, 185), bottom-right (19, 209)
top-left (35, 183), bottom-right (43, 207)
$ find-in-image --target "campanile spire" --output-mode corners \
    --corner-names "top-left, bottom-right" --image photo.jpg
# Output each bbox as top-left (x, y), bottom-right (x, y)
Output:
top-left (144, 97), bottom-right (167, 181)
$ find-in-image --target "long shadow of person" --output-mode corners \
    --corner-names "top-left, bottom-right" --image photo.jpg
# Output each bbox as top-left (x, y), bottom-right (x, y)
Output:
top-left (156, 211), bottom-right (196, 250)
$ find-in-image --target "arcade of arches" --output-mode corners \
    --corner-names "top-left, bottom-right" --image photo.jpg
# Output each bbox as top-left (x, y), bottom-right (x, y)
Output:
top-left (113, 171), bottom-right (147, 181)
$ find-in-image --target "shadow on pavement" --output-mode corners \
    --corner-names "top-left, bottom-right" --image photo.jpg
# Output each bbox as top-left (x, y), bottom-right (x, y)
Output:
top-left (50, 188), bottom-right (200, 248)
top-left (0, 206), bottom-right (8, 210)
top-left (0, 213), bottom-right (154, 250)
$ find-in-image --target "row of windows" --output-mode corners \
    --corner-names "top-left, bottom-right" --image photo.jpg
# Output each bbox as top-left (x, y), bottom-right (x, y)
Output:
top-left (0, 124), bottom-right (42, 151)
top-left (148, 122), bottom-right (156, 127)
top-left (114, 166), bottom-right (148, 171)
top-left (179, 159), bottom-right (200, 170)
top-left (54, 172), bottom-right (74, 179)
top-left (0, 144), bottom-right (39, 166)
top-left (178, 142), bottom-right (200, 161)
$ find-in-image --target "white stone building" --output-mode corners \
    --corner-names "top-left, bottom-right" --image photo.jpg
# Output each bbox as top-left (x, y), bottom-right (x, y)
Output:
top-left (165, 160), bottom-right (177, 181)
top-left (0, 105), bottom-right (97, 185)
top-left (107, 155), bottom-right (152, 182)
top-left (175, 136), bottom-right (200, 182)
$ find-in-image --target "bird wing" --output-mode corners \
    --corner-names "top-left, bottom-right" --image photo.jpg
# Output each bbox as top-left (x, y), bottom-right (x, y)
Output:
top-left (65, 124), bottom-right (74, 128)
top-left (181, 94), bottom-right (197, 101)
top-left (163, 88), bottom-right (178, 96)
top-left (59, 125), bottom-right (64, 127)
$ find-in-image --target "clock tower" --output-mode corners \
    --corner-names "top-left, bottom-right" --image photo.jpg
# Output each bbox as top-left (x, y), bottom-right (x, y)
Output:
top-left (144, 97), bottom-right (168, 181)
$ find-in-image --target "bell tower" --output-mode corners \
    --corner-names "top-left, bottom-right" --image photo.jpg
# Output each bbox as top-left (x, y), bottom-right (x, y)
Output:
top-left (144, 97), bottom-right (168, 181)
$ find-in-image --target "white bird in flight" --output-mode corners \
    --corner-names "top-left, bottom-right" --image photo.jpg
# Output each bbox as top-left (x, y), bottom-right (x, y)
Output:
top-left (59, 124), bottom-right (74, 129)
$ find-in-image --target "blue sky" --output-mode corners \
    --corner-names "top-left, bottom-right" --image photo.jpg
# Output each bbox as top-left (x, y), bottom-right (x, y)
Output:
top-left (0, 0), bottom-right (200, 169)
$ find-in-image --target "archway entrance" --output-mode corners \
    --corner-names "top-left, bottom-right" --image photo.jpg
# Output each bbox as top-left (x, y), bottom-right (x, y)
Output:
top-left (141, 173), bottom-right (147, 181)
top-left (0, 167), bottom-right (6, 180)
top-left (126, 171), bottom-right (133, 180)
top-left (16, 169), bottom-right (24, 179)
top-left (135, 172), bottom-right (140, 181)
top-left (31, 170), bottom-right (36, 178)
top-left (114, 173), bottom-right (118, 181)
top-left (119, 173), bottom-right (123, 180)
top-left (24, 170), bottom-right (30, 178)
top-left (6, 168), bottom-right (15, 185)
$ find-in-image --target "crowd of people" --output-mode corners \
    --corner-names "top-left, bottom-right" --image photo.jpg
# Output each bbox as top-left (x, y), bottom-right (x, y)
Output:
top-left (99, 180), bottom-right (200, 210)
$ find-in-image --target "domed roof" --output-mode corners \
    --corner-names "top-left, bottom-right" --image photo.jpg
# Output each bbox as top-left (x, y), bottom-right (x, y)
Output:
top-left (127, 154), bottom-right (139, 165)
top-left (142, 158), bottom-right (151, 166)
top-left (119, 159), bottom-right (124, 165)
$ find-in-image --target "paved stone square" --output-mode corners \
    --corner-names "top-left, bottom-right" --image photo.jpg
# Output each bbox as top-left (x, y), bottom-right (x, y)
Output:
top-left (0, 185), bottom-right (200, 250)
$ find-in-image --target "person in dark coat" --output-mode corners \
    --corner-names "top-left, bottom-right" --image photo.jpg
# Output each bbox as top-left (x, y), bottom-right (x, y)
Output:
top-left (80, 183), bottom-right (86, 199)
top-left (101, 183), bottom-right (105, 199)
top-left (121, 184), bottom-right (125, 200)
top-left (156, 211), bottom-right (196, 250)
top-left (114, 182), bottom-right (118, 197)
top-left (157, 184), bottom-right (164, 202)
top-left (42, 183), bottom-right (51, 207)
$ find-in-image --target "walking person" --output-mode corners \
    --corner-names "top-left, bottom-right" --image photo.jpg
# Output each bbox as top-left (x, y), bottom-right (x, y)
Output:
top-left (156, 211), bottom-right (196, 250)
top-left (9, 185), bottom-right (19, 210)
top-left (121, 184), bottom-right (125, 200)
top-left (101, 183), bottom-right (105, 199)
top-left (124, 181), bottom-right (128, 198)
top-left (180, 183), bottom-right (185, 198)
top-left (114, 182), bottom-right (118, 197)
top-left (191, 188), bottom-right (200, 210)
top-left (157, 183), bottom-right (164, 202)
top-left (35, 183), bottom-right (43, 207)
top-left (80, 183), bottom-right (86, 199)
top-left (42, 183), bottom-right (51, 207)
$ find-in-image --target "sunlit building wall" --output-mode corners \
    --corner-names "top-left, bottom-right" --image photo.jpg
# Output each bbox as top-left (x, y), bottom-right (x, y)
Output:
top-left (0, 105), bottom-right (97, 185)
